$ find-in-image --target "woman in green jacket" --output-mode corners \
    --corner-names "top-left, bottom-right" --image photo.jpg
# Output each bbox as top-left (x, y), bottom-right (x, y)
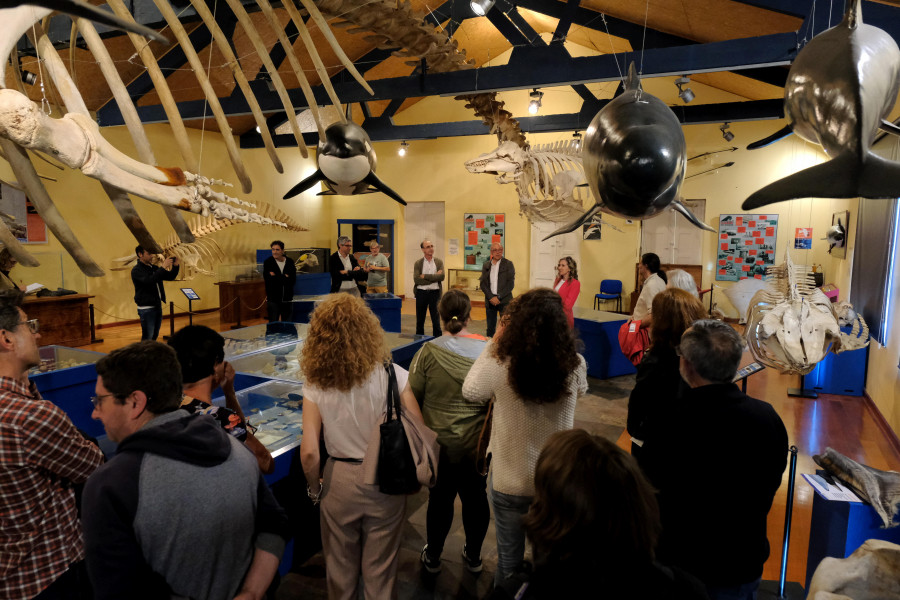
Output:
top-left (409, 289), bottom-right (489, 575)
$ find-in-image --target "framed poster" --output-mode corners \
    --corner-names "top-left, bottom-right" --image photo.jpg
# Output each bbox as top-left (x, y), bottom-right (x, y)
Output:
top-left (0, 183), bottom-right (47, 243)
top-left (464, 213), bottom-right (504, 271)
top-left (583, 216), bottom-right (602, 240)
top-left (716, 214), bottom-right (778, 282)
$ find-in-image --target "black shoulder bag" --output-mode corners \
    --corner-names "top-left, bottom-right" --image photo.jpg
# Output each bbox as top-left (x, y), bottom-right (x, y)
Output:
top-left (378, 362), bottom-right (421, 495)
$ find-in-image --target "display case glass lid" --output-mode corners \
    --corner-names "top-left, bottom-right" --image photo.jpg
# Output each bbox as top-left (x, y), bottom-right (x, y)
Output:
top-left (573, 306), bottom-right (629, 323)
top-left (221, 322), bottom-right (309, 360)
top-left (219, 380), bottom-right (304, 458)
top-left (29, 345), bottom-right (105, 375)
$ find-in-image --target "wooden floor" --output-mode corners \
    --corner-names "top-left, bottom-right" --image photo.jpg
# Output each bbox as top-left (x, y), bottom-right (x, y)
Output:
top-left (88, 300), bottom-right (900, 587)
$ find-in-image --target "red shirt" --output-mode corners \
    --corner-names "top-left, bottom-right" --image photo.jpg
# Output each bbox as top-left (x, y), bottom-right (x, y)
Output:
top-left (0, 377), bottom-right (104, 600)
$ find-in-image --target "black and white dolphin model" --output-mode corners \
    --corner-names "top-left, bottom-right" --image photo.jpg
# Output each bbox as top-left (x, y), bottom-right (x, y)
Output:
top-left (544, 63), bottom-right (713, 240)
top-left (283, 122), bottom-right (407, 205)
top-left (743, 0), bottom-right (900, 210)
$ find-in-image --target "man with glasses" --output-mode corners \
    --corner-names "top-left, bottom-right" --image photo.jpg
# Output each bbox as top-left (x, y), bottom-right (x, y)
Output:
top-left (82, 341), bottom-right (288, 600)
top-left (329, 235), bottom-right (366, 296)
top-left (131, 246), bottom-right (179, 341)
top-left (639, 320), bottom-right (788, 600)
top-left (0, 289), bottom-right (104, 600)
top-left (479, 243), bottom-right (515, 337)
top-left (413, 239), bottom-right (444, 336)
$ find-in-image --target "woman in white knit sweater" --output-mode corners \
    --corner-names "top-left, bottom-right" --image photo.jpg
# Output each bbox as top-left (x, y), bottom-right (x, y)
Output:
top-left (462, 288), bottom-right (588, 589)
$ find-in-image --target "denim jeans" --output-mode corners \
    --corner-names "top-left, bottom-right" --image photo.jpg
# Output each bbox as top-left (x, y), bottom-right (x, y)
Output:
top-left (488, 474), bottom-right (532, 588)
top-left (137, 306), bottom-right (162, 341)
top-left (706, 578), bottom-right (761, 600)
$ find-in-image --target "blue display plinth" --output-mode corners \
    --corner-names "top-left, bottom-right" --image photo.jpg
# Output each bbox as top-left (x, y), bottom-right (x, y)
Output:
top-left (289, 293), bottom-right (402, 332)
top-left (805, 471), bottom-right (900, 588)
top-left (30, 345), bottom-right (107, 439)
top-left (807, 327), bottom-right (868, 396)
top-left (572, 307), bottom-right (636, 379)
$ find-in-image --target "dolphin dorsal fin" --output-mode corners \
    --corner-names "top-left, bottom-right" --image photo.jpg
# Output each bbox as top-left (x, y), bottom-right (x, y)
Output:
top-left (624, 62), bottom-right (642, 93)
top-left (845, 0), bottom-right (862, 29)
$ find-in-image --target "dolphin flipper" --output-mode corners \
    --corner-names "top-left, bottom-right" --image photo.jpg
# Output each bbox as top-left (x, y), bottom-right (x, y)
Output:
top-left (672, 200), bottom-right (716, 232)
top-left (363, 172), bottom-right (407, 205)
top-left (743, 152), bottom-right (900, 210)
top-left (542, 204), bottom-right (604, 241)
top-left (880, 120), bottom-right (900, 137)
top-left (283, 170), bottom-right (326, 199)
top-left (747, 125), bottom-right (794, 150)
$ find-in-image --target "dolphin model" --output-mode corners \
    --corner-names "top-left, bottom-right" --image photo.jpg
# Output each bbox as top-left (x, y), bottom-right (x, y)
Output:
top-left (743, 0), bottom-right (900, 210)
top-left (283, 122), bottom-right (406, 205)
top-left (543, 63), bottom-right (713, 240)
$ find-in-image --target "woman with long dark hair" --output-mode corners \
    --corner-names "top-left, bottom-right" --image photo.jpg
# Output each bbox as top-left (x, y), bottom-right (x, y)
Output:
top-left (553, 256), bottom-right (580, 328)
top-left (409, 289), bottom-right (490, 574)
top-left (632, 252), bottom-right (667, 329)
top-left (299, 294), bottom-right (425, 599)
top-left (463, 288), bottom-right (588, 588)
top-left (627, 288), bottom-right (707, 461)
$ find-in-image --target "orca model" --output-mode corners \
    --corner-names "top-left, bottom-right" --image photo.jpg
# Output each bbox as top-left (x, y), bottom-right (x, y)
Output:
top-left (283, 122), bottom-right (406, 205)
top-left (544, 63), bottom-right (713, 240)
top-left (743, 0), bottom-right (900, 210)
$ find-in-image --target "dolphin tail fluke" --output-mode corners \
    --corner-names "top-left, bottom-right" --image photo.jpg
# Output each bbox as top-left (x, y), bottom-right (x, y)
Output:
top-left (283, 170), bottom-right (326, 199)
top-left (542, 204), bottom-right (603, 241)
top-left (880, 119), bottom-right (900, 137)
top-left (747, 125), bottom-right (794, 150)
top-left (363, 173), bottom-right (407, 206)
top-left (672, 200), bottom-right (716, 232)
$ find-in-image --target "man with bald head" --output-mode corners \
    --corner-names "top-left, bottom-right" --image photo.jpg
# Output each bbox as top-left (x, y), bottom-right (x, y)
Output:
top-left (413, 239), bottom-right (444, 336)
top-left (479, 243), bottom-right (515, 337)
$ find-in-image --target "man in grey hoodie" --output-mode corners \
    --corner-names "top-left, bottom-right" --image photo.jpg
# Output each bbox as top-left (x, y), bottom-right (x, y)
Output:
top-left (82, 341), bottom-right (288, 600)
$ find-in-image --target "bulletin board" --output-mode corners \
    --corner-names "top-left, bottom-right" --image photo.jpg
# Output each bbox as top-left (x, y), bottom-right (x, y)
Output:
top-left (464, 213), bottom-right (505, 271)
top-left (715, 214), bottom-right (778, 282)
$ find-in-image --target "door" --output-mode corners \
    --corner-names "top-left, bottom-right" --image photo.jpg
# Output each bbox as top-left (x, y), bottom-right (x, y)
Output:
top-left (405, 202), bottom-right (445, 298)
top-left (530, 221), bottom-right (580, 289)
top-left (640, 200), bottom-right (705, 265)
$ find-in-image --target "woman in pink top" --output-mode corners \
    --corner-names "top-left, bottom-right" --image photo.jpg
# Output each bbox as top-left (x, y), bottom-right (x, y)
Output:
top-left (553, 256), bottom-right (581, 328)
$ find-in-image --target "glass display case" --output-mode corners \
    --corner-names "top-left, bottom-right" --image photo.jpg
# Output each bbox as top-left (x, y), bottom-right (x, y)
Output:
top-left (29, 345), bottom-right (107, 438)
top-left (11, 251), bottom-right (88, 294)
top-left (217, 263), bottom-right (262, 283)
top-left (221, 380), bottom-right (304, 458)
top-left (288, 248), bottom-right (328, 274)
top-left (447, 268), bottom-right (481, 302)
top-left (30, 345), bottom-right (105, 375)
top-left (221, 321), bottom-right (309, 360)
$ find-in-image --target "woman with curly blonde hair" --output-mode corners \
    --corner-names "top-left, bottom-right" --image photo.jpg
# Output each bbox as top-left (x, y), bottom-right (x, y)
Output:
top-left (299, 294), bottom-right (424, 600)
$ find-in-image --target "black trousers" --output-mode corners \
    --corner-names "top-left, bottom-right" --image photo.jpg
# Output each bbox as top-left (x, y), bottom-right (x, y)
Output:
top-left (425, 453), bottom-right (490, 559)
top-left (415, 288), bottom-right (442, 336)
top-left (267, 299), bottom-right (292, 322)
top-left (485, 300), bottom-right (508, 338)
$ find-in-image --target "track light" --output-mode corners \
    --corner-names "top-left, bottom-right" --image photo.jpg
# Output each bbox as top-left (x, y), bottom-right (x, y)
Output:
top-left (675, 76), bottom-right (694, 104)
top-left (470, 0), bottom-right (494, 15)
top-left (572, 131), bottom-right (582, 151)
top-left (720, 122), bottom-right (735, 142)
top-left (21, 70), bottom-right (36, 86)
top-left (255, 125), bottom-right (261, 134)
top-left (398, 141), bottom-right (409, 157)
top-left (528, 89), bottom-right (543, 115)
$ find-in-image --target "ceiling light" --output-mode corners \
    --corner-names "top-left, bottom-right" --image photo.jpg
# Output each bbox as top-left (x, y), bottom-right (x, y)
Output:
top-left (720, 122), bottom-right (735, 142)
top-left (675, 76), bottom-right (694, 104)
top-left (255, 125), bottom-right (261, 134)
top-left (572, 131), bottom-right (582, 151)
top-left (398, 141), bottom-right (409, 156)
top-left (528, 89), bottom-right (543, 115)
top-left (470, 0), bottom-right (494, 16)
top-left (21, 70), bottom-right (36, 86)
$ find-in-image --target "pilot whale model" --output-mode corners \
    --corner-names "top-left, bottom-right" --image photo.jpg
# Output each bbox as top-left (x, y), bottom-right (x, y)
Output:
top-left (283, 122), bottom-right (407, 205)
top-left (544, 63), bottom-right (713, 240)
top-left (743, 0), bottom-right (900, 210)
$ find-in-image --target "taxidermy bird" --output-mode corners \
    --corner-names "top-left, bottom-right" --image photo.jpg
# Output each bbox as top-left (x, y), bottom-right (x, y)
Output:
top-left (743, 0), bottom-right (900, 210)
top-left (544, 63), bottom-right (713, 240)
top-left (283, 122), bottom-right (406, 205)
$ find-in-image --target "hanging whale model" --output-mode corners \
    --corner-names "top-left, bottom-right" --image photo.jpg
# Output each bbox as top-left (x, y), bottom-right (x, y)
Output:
top-left (283, 122), bottom-right (407, 205)
top-left (544, 63), bottom-right (714, 240)
top-left (742, 0), bottom-right (900, 210)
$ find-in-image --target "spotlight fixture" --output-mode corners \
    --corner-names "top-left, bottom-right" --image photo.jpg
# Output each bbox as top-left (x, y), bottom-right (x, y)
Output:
top-left (720, 122), bottom-right (735, 142)
top-left (21, 70), bottom-right (36, 86)
top-left (398, 141), bottom-right (409, 157)
top-left (528, 89), bottom-right (543, 115)
top-left (572, 131), bottom-right (582, 151)
top-left (255, 125), bottom-right (261, 134)
top-left (675, 76), bottom-right (694, 104)
top-left (470, 0), bottom-right (494, 16)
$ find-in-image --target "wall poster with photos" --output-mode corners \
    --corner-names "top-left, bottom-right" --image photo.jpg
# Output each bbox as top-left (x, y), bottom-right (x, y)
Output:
top-left (464, 213), bottom-right (505, 271)
top-left (0, 183), bottom-right (47, 243)
top-left (716, 214), bottom-right (778, 282)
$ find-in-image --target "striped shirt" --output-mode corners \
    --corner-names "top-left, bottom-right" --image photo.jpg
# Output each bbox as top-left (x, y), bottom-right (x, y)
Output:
top-left (0, 377), bottom-right (104, 600)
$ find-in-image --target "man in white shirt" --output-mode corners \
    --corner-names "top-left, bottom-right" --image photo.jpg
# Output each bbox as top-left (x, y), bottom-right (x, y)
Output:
top-left (479, 243), bottom-right (515, 337)
top-left (412, 240), bottom-right (444, 336)
top-left (328, 236), bottom-right (365, 296)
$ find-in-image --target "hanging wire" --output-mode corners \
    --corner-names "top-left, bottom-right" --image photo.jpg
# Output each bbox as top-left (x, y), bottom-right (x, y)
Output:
top-left (600, 14), bottom-right (624, 84)
top-left (638, 0), bottom-right (650, 77)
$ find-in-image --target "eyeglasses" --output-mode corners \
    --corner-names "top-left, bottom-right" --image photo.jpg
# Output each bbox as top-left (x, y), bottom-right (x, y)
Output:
top-left (90, 393), bottom-right (116, 408)
top-left (11, 319), bottom-right (38, 334)
top-left (341, 243), bottom-right (352, 247)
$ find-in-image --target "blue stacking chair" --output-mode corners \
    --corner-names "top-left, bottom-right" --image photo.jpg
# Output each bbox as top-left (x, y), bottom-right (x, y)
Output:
top-left (594, 279), bottom-right (623, 312)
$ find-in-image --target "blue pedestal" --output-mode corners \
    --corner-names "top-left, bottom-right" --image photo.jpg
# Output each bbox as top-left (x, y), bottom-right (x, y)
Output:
top-left (573, 309), bottom-right (636, 379)
top-left (805, 473), bottom-right (900, 588)
top-left (30, 346), bottom-right (107, 439)
top-left (295, 273), bottom-right (331, 295)
top-left (807, 329), bottom-right (868, 396)
top-left (365, 295), bottom-right (402, 333)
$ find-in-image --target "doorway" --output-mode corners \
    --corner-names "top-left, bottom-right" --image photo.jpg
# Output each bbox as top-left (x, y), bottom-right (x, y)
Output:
top-left (404, 202), bottom-right (445, 298)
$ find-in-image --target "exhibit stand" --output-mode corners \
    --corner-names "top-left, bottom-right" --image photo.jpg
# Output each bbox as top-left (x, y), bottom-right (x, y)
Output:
top-left (572, 307), bottom-right (636, 379)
